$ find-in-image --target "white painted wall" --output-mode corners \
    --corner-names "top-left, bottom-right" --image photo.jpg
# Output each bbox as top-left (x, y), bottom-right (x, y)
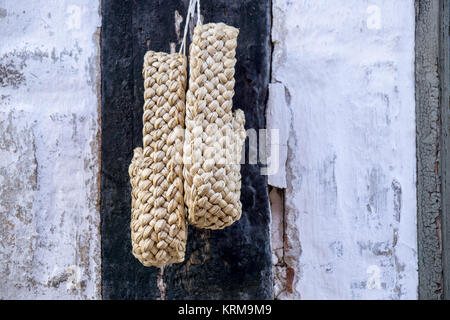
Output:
top-left (270, 0), bottom-right (417, 299)
top-left (0, 0), bottom-right (101, 299)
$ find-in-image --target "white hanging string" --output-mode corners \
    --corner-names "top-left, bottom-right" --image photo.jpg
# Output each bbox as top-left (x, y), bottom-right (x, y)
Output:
top-left (179, 0), bottom-right (202, 55)
top-left (196, 0), bottom-right (201, 26)
top-left (179, 0), bottom-right (195, 55)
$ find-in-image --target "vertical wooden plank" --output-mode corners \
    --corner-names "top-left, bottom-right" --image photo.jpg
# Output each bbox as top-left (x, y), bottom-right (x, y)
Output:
top-left (416, 0), bottom-right (444, 299)
top-left (440, 0), bottom-right (450, 300)
top-left (101, 0), bottom-right (272, 299)
top-left (101, 0), bottom-right (160, 299)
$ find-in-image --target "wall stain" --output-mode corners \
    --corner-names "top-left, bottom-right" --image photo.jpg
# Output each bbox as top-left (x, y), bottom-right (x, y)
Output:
top-left (329, 240), bottom-right (344, 258)
top-left (285, 267), bottom-right (295, 293)
top-left (0, 48), bottom-right (50, 88)
top-left (318, 154), bottom-right (338, 216)
top-left (365, 167), bottom-right (388, 229)
top-left (357, 240), bottom-right (393, 257)
top-left (0, 46), bottom-right (82, 88)
top-left (391, 179), bottom-right (402, 222)
top-left (0, 110), bottom-right (38, 298)
top-left (0, 60), bottom-right (25, 88)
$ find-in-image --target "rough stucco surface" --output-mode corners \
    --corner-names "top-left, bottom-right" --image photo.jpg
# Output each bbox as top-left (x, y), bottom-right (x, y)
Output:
top-left (0, 0), bottom-right (101, 299)
top-left (271, 0), bottom-right (417, 299)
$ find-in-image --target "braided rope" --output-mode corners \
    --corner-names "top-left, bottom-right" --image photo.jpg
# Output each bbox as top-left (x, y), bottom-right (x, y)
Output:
top-left (183, 23), bottom-right (246, 230)
top-left (129, 51), bottom-right (187, 267)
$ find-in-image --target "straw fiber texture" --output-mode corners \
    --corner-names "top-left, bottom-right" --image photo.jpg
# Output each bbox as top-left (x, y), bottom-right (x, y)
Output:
top-left (129, 51), bottom-right (187, 267)
top-left (184, 23), bottom-right (246, 230)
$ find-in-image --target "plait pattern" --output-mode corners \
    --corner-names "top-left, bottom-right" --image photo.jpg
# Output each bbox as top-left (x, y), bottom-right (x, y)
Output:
top-left (184, 23), bottom-right (246, 230)
top-left (129, 51), bottom-right (187, 267)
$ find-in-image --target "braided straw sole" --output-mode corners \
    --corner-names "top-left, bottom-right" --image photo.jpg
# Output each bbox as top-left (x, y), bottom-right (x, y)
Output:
top-left (184, 23), bottom-right (246, 230)
top-left (129, 51), bottom-right (187, 267)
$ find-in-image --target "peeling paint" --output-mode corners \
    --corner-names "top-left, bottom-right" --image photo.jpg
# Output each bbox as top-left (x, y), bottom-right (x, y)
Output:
top-left (0, 59), bottom-right (25, 88)
top-left (0, 1), bottom-right (101, 299)
top-left (415, 0), bottom-right (444, 300)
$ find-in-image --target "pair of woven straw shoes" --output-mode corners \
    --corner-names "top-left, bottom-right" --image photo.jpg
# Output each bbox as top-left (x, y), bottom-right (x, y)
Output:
top-left (129, 22), bottom-right (246, 267)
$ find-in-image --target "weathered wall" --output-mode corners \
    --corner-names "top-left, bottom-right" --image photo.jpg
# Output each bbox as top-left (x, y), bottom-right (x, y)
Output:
top-left (0, 0), bottom-right (101, 299)
top-left (270, 0), bottom-right (418, 299)
top-left (415, 0), bottom-right (443, 300)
